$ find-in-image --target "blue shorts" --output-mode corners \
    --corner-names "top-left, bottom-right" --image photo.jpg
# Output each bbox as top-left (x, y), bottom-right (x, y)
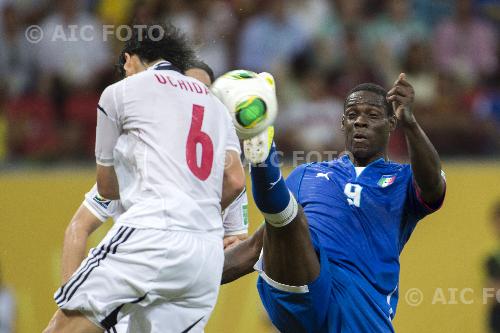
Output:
top-left (256, 236), bottom-right (395, 333)
top-left (256, 235), bottom-right (331, 333)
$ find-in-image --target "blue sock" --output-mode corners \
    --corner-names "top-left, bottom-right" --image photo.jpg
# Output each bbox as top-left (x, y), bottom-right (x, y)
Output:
top-left (250, 143), bottom-right (291, 214)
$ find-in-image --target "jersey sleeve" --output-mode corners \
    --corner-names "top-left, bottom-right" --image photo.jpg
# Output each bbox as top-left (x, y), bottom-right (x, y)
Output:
top-left (285, 164), bottom-right (308, 202)
top-left (406, 168), bottom-right (446, 219)
top-left (82, 184), bottom-right (120, 222)
top-left (95, 82), bottom-right (123, 166)
top-left (400, 168), bottom-right (446, 249)
top-left (222, 188), bottom-right (249, 236)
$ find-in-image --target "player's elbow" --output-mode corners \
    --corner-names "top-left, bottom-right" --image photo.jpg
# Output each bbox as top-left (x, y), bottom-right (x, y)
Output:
top-left (96, 165), bottom-right (120, 200)
top-left (226, 173), bottom-right (246, 200)
top-left (96, 185), bottom-right (119, 200)
top-left (66, 206), bottom-right (103, 238)
top-left (221, 151), bottom-right (245, 210)
top-left (419, 177), bottom-right (446, 205)
top-left (232, 172), bottom-right (246, 195)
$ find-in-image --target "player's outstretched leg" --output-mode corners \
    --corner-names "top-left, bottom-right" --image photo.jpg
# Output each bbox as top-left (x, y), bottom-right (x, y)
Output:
top-left (247, 128), bottom-right (319, 286)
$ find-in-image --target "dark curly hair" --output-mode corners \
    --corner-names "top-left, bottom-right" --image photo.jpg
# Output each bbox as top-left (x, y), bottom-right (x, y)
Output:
top-left (117, 23), bottom-right (196, 78)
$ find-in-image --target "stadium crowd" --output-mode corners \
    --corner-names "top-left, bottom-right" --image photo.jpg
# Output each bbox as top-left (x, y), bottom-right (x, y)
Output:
top-left (0, 0), bottom-right (498, 163)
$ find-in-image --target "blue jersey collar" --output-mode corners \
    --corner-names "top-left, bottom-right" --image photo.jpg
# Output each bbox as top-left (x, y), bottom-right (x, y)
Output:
top-left (340, 154), bottom-right (387, 168)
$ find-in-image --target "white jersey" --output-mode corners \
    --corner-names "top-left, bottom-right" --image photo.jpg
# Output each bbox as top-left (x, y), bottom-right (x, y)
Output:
top-left (95, 61), bottom-right (240, 234)
top-left (83, 184), bottom-right (249, 236)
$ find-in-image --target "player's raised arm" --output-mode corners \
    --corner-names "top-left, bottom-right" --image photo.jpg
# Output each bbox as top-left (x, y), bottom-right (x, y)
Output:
top-left (387, 73), bottom-right (446, 205)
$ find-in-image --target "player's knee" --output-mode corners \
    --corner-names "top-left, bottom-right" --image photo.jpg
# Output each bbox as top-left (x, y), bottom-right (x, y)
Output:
top-left (292, 205), bottom-right (308, 226)
top-left (266, 203), bottom-right (307, 231)
top-left (43, 315), bottom-right (57, 333)
top-left (263, 192), bottom-right (300, 228)
top-left (43, 311), bottom-right (70, 333)
top-left (42, 322), bottom-right (60, 333)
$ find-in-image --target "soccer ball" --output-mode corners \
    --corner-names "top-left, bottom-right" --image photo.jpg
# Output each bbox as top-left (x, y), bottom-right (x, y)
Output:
top-left (211, 70), bottom-right (278, 140)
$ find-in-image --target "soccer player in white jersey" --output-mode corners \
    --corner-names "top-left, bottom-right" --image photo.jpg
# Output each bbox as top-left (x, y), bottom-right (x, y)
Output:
top-left (44, 25), bottom-right (245, 333)
top-left (56, 62), bottom-right (249, 333)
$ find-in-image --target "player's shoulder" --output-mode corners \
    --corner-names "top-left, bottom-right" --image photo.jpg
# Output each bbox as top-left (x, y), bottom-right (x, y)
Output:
top-left (296, 156), bottom-right (410, 180)
top-left (206, 87), bottom-right (233, 123)
top-left (210, 90), bottom-right (230, 111)
top-left (300, 156), bottom-right (352, 174)
top-left (288, 162), bottom-right (313, 179)
top-left (383, 160), bottom-right (411, 174)
top-left (99, 80), bottom-right (125, 114)
top-left (287, 161), bottom-right (334, 184)
top-left (101, 79), bottom-right (124, 96)
top-left (123, 69), bottom-right (155, 86)
top-left (288, 158), bottom-right (340, 174)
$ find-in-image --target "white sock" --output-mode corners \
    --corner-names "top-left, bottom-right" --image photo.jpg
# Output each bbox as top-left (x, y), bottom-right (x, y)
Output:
top-left (262, 192), bottom-right (299, 228)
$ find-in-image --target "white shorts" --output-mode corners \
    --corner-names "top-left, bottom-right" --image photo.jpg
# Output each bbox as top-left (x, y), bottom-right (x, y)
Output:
top-left (54, 224), bottom-right (223, 333)
top-left (112, 315), bottom-right (128, 333)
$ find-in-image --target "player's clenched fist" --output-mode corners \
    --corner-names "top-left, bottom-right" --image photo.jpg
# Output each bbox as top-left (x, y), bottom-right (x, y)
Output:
top-left (386, 73), bottom-right (416, 127)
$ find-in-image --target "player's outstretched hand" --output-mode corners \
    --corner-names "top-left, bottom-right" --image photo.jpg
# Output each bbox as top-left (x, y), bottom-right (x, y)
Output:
top-left (386, 73), bottom-right (416, 127)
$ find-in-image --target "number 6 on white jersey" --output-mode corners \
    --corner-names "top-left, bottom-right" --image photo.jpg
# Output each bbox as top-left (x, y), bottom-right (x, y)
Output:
top-left (344, 183), bottom-right (363, 207)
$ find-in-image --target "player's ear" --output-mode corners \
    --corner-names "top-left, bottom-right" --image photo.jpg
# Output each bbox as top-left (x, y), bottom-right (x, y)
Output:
top-left (124, 53), bottom-right (133, 67)
top-left (341, 115), bottom-right (345, 130)
top-left (123, 53), bottom-right (133, 76)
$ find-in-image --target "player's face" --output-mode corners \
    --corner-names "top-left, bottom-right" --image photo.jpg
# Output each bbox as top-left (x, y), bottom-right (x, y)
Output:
top-left (185, 68), bottom-right (212, 86)
top-left (342, 91), bottom-right (395, 165)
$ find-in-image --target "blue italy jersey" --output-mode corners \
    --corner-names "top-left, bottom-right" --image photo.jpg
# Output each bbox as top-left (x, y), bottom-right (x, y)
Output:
top-left (284, 155), bottom-right (444, 325)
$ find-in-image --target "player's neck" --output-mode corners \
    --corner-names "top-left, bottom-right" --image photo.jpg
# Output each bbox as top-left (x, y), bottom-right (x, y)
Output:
top-left (352, 152), bottom-right (388, 167)
top-left (141, 58), bottom-right (167, 71)
top-left (147, 59), bottom-right (166, 67)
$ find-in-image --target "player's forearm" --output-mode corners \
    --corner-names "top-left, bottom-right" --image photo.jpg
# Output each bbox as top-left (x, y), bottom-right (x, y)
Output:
top-left (402, 120), bottom-right (445, 203)
top-left (61, 205), bottom-right (103, 283)
top-left (221, 173), bottom-right (245, 211)
top-left (61, 226), bottom-right (91, 283)
top-left (222, 225), bottom-right (264, 284)
top-left (221, 151), bottom-right (246, 211)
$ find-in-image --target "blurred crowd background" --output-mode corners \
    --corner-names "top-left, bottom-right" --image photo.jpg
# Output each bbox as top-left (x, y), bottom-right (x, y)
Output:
top-left (0, 0), bottom-right (499, 163)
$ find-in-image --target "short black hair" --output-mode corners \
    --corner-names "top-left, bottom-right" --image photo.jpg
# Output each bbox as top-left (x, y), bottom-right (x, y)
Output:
top-left (344, 83), bottom-right (393, 116)
top-left (187, 59), bottom-right (215, 84)
top-left (117, 23), bottom-right (196, 77)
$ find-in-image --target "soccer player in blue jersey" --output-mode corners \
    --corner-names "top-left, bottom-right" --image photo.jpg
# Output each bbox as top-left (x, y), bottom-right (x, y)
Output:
top-left (222, 73), bottom-right (446, 332)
